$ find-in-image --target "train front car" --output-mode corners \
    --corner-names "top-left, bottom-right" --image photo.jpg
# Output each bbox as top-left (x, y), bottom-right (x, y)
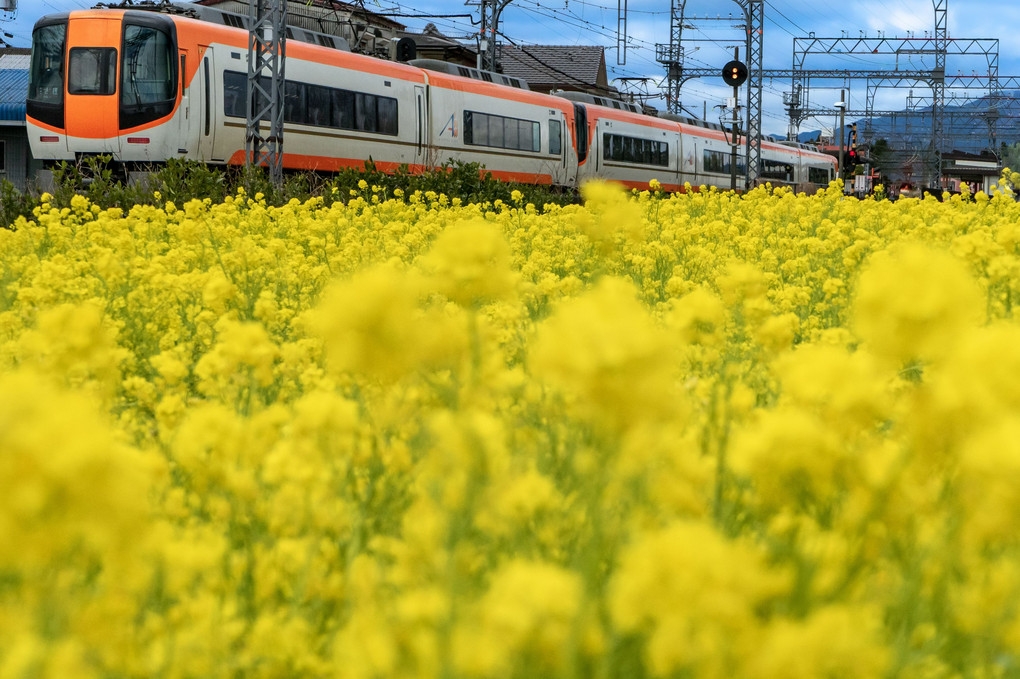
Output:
top-left (28, 10), bottom-right (183, 168)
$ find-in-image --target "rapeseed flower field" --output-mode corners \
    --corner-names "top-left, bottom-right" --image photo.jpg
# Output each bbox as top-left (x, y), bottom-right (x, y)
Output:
top-left (3, 176), bottom-right (1020, 678)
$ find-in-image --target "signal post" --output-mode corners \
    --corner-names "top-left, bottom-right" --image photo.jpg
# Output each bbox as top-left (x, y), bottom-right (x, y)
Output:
top-left (721, 52), bottom-right (748, 191)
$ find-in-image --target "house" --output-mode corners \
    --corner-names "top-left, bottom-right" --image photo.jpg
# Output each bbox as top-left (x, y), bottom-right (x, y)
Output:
top-left (0, 47), bottom-right (41, 192)
top-left (395, 23), bottom-right (476, 67)
top-left (942, 149), bottom-right (1002, 194)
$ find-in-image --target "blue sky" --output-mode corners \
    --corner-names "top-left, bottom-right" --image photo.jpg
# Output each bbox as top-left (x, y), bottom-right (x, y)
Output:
top-left (4, 0), bottom-right (1018, 136)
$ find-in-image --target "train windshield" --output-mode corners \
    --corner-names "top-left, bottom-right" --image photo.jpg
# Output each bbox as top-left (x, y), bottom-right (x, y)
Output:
top-left (68, 47), bottom-right (117, 95)
top-left (119, 21), bottom-right (177, 130)
top-left (28, 23), bottom-right (66, 106)
top-left (121, 25), bottom-right (174, 106)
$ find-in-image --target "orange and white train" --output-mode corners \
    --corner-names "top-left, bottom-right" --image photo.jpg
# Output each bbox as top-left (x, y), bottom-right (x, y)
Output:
top-left (27, 4), bottom-right (837, 191)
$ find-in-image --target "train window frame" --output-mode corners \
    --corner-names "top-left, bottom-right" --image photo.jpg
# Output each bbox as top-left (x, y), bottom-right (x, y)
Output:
top-left (223, 70), bottom-right (398, 136)
top-left (602, 132), bottom-right (670, 168)
top-left (573, 104), bottom-right (588, 163)
top-left (463, 110), bottom-right (541, 153)
top-left (703, 149), bottom-right (745, 175)
top-left (68, 47), bottom-right (118, 96)
top-left (284, 80), bottom-right (304, 123)
top-left (306, 84), bottom-right (331, 127)
top-left (119, 17), bottom-right (178, 130)
top-left (549, 119), bottom-right (561, 155)
top-left (808, 166), bottom-right (830, 184)
top-left (27, 21), bottom-right (67, 129)
top-left (761, 159), bottom-right (794, 182)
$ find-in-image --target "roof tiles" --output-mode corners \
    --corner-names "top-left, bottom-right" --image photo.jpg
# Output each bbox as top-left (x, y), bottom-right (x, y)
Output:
top-left (497, 45), bottom-right (605, 91)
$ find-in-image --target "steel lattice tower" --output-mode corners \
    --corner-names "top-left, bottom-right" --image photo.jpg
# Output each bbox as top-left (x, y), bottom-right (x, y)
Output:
top-left (932, 0), bottom-right (946, 187)
top-left (657, 0), bottom-right (762, 184)
top-left (246, 0), bottom-right (287, 188)
top-left (654, 0), bottom-right (686, 114)
top-left (740, 0), bottom-right (764, 185)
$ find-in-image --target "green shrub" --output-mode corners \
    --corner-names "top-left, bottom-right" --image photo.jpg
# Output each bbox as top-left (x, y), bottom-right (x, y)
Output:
top-left (29, 158), bottom-right (579, 220)
top-left (0, 179), bottom-right (37, 230)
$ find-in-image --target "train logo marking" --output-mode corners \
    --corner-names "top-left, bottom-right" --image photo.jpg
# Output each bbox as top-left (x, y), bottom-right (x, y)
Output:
top-left (440, 113), bottom-right (458, 138)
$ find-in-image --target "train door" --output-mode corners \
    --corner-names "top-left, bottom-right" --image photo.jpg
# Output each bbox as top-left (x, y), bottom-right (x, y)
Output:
top-left (414, 85), bottom-right (428, 170)
top-left (64, 16), bottom-right (121, 157)
top-left (682, 136), bottom-right (697, 186)
top-left (197, 48), bottom-right (216, 161)
top-left (551, 109), bottom-right (572, 187)
top-left (175, 50), bottom-right (194, 157)
top-left (673, 132), bottom-right (683, 187)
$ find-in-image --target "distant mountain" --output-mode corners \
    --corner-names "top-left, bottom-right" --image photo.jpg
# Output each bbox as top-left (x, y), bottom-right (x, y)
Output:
top-left (858, 89), bottom-right (1020, 154)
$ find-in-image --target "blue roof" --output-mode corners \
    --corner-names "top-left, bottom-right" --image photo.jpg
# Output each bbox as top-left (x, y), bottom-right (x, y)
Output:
top-left (0, 69), bottom-right (28, 122)
top-left (0, 102), bottom-right (26, 121)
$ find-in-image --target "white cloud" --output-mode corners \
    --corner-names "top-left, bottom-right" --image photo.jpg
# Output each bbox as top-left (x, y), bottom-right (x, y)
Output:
top-left (858, 3), bottom-right (932, 34)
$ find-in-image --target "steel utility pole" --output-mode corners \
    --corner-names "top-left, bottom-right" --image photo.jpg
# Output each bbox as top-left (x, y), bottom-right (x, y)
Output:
top-left (617, 0), bottom-right (628, 65)
top-left (0, 0), bottom-right (16, 47)
top-left (477, 0), bottom-right (513, 71)
top-left (836, 90), bottom-right (846, 181)
top-left (246, 0), bottom-right (287, 189)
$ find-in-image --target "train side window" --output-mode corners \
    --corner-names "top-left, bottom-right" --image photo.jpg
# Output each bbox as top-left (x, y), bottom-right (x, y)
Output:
top-left (223, 71), bottom-right (245, 118)
top-left (332, 89), bottom-right (355, 129)
top-left (503, 117), bottom-right (519, 149)
top-left (377, 97), bottom-right (398, 135)
top-left (549, 120), bottom-right (561, 155)
top-left (221, 71), bottom-right (268, 121)
top-left (487, 116), bottom-right (504, 147)
top-left (306, 85), bottom-right (330, 127)
top-left (463, 110), bottom-right (541, 152)
top-left (69, 47), bottom-right (117, 95)
top-left (219, 70), bottom-right (396, 135)
top-left (704, 149), bottom-right (724, 173)
top-left (355, 92), bottom-right (378, 133)
top-left (808, 167), bottom-right (829, 184)
top-left (284, 80), bottom-right (304, 124)
top-left (603, 133), bottom-right (669, 167)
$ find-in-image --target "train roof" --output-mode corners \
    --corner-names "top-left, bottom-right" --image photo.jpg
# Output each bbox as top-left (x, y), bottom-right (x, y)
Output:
top-left (179, 2), bottom-right (351, 52)
top-left (85, 1), bottom-right (352, 52)
top-left (408, 59), bottom-right (529, 91)
top-left (552, 90), bottom-right (642, 115)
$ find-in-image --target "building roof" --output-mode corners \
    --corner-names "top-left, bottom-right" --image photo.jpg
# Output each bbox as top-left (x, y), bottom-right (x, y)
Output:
top-left (396, 23), bottom-right (475, 65)
top-left (399, 24), bottom-right (456, 48)
top-left (0, 49), bottom-right (30, 70)
top-left (497, 44), bottom-right (607, 93)
top-left (0, 68), bottom-right (27, 123)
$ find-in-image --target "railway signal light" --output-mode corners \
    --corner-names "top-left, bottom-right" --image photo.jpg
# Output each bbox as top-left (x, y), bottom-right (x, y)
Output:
top-left (395, 37), bottom-right (417, 62)
top-left (721, 60), bottom-right (748, 88)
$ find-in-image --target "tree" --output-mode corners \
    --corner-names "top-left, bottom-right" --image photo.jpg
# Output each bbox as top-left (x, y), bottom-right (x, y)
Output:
top-left (1000, 141), bottom-right (1020, 173)
top-left (868, 138), bottom-right (894, 182)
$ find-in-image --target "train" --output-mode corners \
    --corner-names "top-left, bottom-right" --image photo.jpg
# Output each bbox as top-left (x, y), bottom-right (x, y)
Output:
top-left (26, 4), bottom-right (838, 192)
